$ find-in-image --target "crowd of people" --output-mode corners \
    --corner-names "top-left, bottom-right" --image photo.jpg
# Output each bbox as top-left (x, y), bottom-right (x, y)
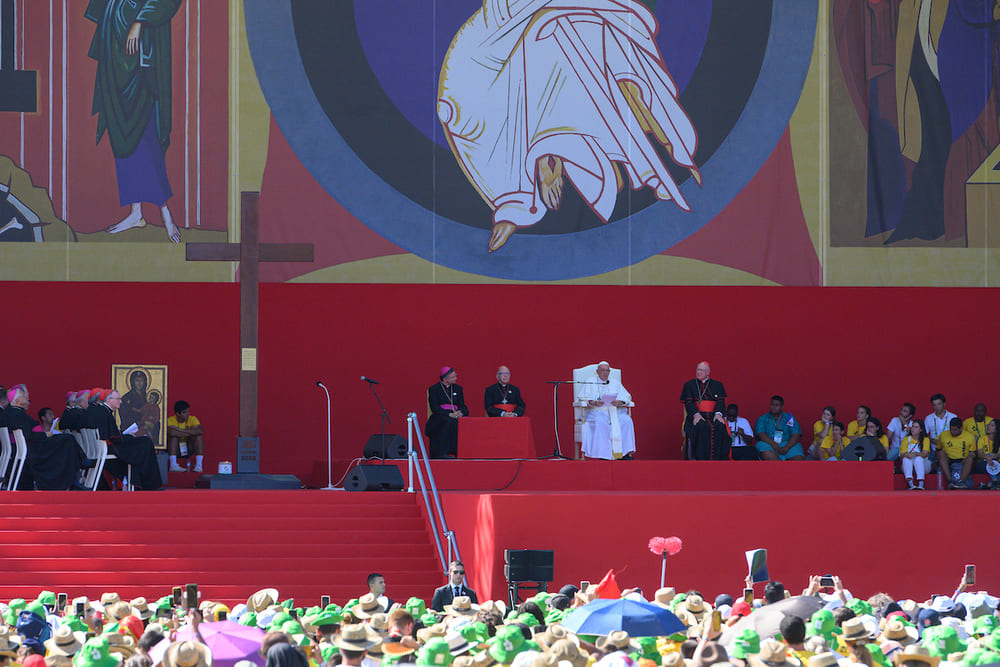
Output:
top-left (0, 384), bottom-right (204, 491)
top-left (2, 564), bottom-right (998, 667)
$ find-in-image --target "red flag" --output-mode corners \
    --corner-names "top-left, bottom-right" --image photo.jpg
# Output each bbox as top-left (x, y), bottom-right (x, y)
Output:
top-left (592, 569), bottom-right (621, 599)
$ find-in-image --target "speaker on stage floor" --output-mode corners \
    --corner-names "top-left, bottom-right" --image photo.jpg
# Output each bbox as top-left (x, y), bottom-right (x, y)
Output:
top-left (504, 549), bottom-right (554, 582)
top-left (345, 464), bottom-right (405, 492)
top-left (363, 434), bottom-right (409, 459)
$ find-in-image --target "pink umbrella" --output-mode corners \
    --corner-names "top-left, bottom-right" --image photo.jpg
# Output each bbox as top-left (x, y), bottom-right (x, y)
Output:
top-left (149, 621), bottom-right (266, 667)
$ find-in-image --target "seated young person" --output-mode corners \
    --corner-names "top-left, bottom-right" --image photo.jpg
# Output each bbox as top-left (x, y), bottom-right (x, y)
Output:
top-left (937, 417), bottom-right (978, 489)
top-left (811, 406), bottom-right (835, 460)
top-left (166, 400), bottom-right (204, 473)
top-left (818, 421), bottom-right (847, 461)
top-left (900, 419), bottom-right (931, 490)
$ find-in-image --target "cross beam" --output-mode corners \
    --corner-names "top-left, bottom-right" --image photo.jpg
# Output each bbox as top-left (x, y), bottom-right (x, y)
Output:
top-left (186, 192), bottom-right (313, 440)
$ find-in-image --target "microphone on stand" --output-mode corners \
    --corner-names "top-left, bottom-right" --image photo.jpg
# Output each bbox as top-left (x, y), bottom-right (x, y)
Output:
top-left (361, 376), bottom-right (380, 384)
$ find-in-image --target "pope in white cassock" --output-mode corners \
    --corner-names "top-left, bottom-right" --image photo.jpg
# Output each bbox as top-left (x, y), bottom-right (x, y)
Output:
top-left (576, 361), bottom-right (635, 460)
top-left (438, 0), bottom-right (701, 252)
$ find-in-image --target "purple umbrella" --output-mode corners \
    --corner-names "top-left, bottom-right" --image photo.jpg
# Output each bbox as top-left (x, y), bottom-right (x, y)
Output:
top-left (150, 621), bottom-right (265, 667)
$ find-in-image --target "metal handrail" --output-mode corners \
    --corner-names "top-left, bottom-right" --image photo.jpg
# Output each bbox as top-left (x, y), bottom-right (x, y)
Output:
top-left (407, 412), bottom-right (462, 574)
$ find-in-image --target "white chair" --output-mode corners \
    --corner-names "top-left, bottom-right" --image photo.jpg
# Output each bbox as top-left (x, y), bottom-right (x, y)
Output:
top-left (82, 428), bottom-right (132, 491)
top-left (0, 427), bottom-right (12, 488)
top-left (8, 429), bottom-right (28, 490)
top-left (572, 363), bottom-right (634, 459)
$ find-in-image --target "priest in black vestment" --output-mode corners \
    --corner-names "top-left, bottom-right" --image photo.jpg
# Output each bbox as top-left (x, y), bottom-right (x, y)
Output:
top-left (483, 366), bottom-right (526, 418)
top-left (680, 361), bottom-right (731, 460)
top-left (425, 367), bottom-right (469, 459)
top-left (0, 386), bottom-right (86, 490)
top-left (85, 389), bottom-right (162, 489)
top-left (57, 391), bottom-right (90, 432)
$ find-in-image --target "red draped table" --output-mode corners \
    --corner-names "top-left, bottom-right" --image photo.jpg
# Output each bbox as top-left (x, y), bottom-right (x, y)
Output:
top-left (458, 417), bottom-right (536, 459)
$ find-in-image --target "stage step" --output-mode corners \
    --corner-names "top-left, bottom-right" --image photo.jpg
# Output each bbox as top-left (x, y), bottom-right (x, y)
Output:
top-left (0, 490), bottom-right (443, 606)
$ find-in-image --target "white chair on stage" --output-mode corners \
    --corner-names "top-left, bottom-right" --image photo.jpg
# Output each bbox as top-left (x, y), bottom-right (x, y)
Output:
top-left (572, 363), bottom-right (634, 460)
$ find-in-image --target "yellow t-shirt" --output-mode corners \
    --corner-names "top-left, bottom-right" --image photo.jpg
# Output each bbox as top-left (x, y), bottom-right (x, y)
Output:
top-left (820, 435), bottom-right (846, 460)
top-left (846, 420), bottom-right (868, 439)
top-left (166, 415), bottom-right (201, 443)
top-left (900, 435), bottom-right (931, 456)
top-left (963, 417), bottom-right (994, 443)
top-left (938, 430), bottom-right (977, 460)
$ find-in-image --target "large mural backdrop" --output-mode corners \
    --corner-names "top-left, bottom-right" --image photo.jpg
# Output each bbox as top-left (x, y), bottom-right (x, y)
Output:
top-left (1, 0), bottom-right (998, 285)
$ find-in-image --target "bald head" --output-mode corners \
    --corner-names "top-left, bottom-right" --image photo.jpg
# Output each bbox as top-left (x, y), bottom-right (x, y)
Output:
top-left (695, 362), bottom-right (710, 381)
top-left (496, 366), bottom-right (511, 384)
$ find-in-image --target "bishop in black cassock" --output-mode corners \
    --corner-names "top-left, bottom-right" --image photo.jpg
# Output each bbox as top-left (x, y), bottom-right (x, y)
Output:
top-left (680, 362), bottom-right (731, 460)
top-left (86, 394), bottom-right (162, 490)
top-left (425, 367), bottom-right (469, 459)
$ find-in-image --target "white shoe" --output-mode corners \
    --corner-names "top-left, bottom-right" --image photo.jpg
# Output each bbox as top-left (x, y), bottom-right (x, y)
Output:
top-left (169, 464), bottom-right (186, 473)
top-left (192, 465), bottom-right (202, 473)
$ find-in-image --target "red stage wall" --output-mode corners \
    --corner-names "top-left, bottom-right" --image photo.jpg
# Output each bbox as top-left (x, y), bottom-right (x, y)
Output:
top-left (442, 491), bottom-right (1000, 603)
top-left (4, 282), bottom-right (999, 484)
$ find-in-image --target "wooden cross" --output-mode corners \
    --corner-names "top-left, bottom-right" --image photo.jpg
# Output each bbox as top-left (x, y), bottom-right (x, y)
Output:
top-left (186, 191), bottom-right (313, 443)
top-left (0, 0), bottom-right (38, 112)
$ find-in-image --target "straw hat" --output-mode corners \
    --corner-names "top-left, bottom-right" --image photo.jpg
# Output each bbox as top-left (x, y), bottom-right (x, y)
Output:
top-left (654, 588), bottom-right (676, 608)
top-left (128, 598), bottom-right (153, 622)
top-left (246, 589), bottom-right (279, 613)
top-left (882, 620), bottom-right (918, 646)
top-left (807, 653), bottom-right (840, 667)
top-left (162, 640), bottom-right (212, 667)
top-left (0, 628), bottom-right (19, 659)
top-left (105, 602), bottom-right (133, 622)
top-left (749, 643), bottom-right (800, 667)
top-left (336, 624), bottom-right (380, 651)
top-left (595, 631), bottom-right (638, 654)
top-left (444, 597), bottom-right (480, 617)
top-left (891, 645), bottom-right (939, 667)
top-left (44, 626), bottom-right (85, 657)
top-left (354, 594), bottom-right (386, 620)
top-left (105, 633), bottom-right (136, 659)
top-left (840, 618), bottom-right (873, 643)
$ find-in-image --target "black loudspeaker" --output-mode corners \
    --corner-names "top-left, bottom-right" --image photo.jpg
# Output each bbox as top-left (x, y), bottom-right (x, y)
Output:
top-left (363, 434), bottom-right (409, 459)
top-left (345, 464), bottom-right (405, 492)
top-left (504, 549), bottom-right (554, 582)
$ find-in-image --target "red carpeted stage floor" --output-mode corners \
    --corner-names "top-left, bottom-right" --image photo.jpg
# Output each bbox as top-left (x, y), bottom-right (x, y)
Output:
top-left (2, 460), bottom-right (998, 607)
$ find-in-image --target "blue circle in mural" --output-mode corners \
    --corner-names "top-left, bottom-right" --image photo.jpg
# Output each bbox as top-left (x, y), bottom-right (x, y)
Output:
top-left (245, 0), bottom-right (816, 280)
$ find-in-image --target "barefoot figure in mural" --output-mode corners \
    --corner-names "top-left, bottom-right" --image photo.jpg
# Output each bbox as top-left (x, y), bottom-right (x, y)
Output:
top-left (85, 0), bottom-right (183, 243)
top-left (438, 0), bottom-right (701, 252)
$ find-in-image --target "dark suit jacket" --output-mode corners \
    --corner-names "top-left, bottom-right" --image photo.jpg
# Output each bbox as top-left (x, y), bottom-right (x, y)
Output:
top-left (430, 583), bottom-right (478, 612)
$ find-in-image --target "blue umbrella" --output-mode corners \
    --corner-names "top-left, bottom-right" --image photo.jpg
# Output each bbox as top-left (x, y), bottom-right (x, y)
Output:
top-left (561, 598), bottom-right (686, 637)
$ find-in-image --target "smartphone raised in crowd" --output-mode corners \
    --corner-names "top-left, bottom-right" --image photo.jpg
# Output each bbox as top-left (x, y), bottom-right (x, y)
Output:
top-left (185, 583), bottom-right (198, 610)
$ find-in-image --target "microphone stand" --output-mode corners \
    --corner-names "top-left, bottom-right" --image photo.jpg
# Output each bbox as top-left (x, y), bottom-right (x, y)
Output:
top-left (366, 380), bottom-right (391, 465)
top-left (541, 380), bottom-right (611, 460)
top-left (316, 381), bottom-right (337, 490)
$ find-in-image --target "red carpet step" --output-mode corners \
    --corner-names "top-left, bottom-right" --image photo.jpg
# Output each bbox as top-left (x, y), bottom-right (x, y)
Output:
top-left (0, 490), bottom-right (441, 606)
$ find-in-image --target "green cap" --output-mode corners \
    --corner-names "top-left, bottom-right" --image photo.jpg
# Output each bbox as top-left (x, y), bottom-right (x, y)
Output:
top-left (847, 599), bottom-right (872, 618)
top-left (73, 637), bottom-right (119, 667)
top-left (488, 626), bottom-right (525, 664)
top-left (866, 643), bottom-right (891, 667)
top-left (972, 616), bottom-right (998, 637)
top-left (922, 626), bottom-right (967, 657)
top-left (406, 597), bottom-right (427, 618)
top-left (417, 637), bottom-right (454, 667)
top-left (731, 630), bottom-right (761, 659)
top-left (633, 636), bottom-right (660, 662)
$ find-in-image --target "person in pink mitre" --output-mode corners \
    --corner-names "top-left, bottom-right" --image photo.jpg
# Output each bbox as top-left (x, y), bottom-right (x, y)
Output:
top-left (576, 361), bottom-right (635, 460)
top-left (425, 366), bottom-right (470, 459)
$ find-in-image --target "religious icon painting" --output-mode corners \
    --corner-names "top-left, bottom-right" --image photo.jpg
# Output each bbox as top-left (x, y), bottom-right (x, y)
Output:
top-left (111, 364), bottom-right (168, 449)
